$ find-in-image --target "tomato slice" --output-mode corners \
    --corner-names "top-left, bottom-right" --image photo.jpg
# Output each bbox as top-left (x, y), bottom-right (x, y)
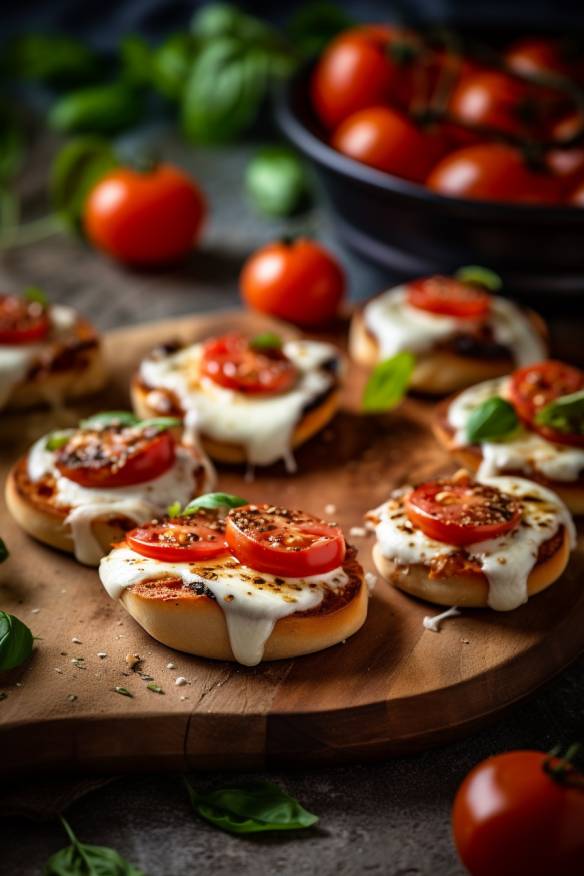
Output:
top-left (405, 477), bottom-right (522, 546)
top-left (200, 334), bottom-right (298, 395)
top-left (55, 425), bottom-right (176, 488)
top-left (407, 276), bottom-right (491, 319)
top-left (127, 515), bottom-right (228, 563)
top-left (0, 294), bottom-right (50, 345)
top-left (508, 360), bottom-right (584, 447)
top-left (225, 504), bottom-right (346, 577)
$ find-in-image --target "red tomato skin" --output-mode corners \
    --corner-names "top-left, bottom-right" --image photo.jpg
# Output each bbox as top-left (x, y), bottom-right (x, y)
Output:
top-left (568, 178), bottom-right (584, 206)
top-left (427, 143), bottom-right (560, 204)
top-left (127, 520), bottom-right (228, 563)
top-left (505, 37), bottom-right (571, 80)
top-left (240, 239), bottom-right (345, 328)
top-left (56, 431), bottom-right (176, 488)
top-left (452, 751), bottom-right (584, 876)
top-left (407, 276), bottom-right (491, 319)
top-left (200, 334), bottom-right (298, 395)
top-left (331, 106), bottom-right (439, 182)
top-left (0, 295), bottom-right (50, 345)
top-left (449, 70), bottom-right (537, 139)
top-left (84, 164), bottom-right (206, 266)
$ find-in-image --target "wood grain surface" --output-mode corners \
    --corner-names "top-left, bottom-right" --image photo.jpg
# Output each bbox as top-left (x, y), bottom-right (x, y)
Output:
top-left (1, 309), bottom-right (583, 775)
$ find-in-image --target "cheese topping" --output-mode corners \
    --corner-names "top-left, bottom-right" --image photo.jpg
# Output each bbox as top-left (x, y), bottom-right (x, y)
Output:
top-left (0, 305), bottom-right (78, 409)
top-left (363, 286), bottom-right (546, 365)
top-left (26, 433), bottom-right (214, 566)
top-left (448, 377), bottom-right (584, 482)
top-left (139, 339), bottom-right (340, 470)
top-left (370, 476), bottom-right (575, 611)
top-left (99, 547), bottom-right (349, 666)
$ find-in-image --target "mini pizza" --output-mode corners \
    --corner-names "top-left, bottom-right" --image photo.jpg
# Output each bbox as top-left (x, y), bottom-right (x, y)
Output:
top-left (131, 333), bottom-right (342, 470)
top-left (0, 290), bottom-right (106, 411)
top-left (349, 272), bottom-right (547, 395)
top-left (99, 497), bottom-right (368, 666)
top-left (434, 360), bottom-right (584, 514)
top-left (5, 411), bottom-right (215, 565)
top-left (366, 471), bottom-right (575, 611)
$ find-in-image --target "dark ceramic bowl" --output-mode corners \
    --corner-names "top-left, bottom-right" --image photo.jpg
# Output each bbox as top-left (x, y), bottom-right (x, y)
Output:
top-left (276, 65), bottom-right (584, 297)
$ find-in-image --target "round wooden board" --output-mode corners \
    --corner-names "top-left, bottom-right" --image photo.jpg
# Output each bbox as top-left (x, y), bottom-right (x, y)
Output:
top-left (1, 310), bottom-right (583, 775)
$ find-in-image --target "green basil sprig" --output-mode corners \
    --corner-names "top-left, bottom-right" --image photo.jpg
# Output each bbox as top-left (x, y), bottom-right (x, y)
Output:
top-left (49, 81), bottom-right (144, 136)
top-left (79, 412), bottom-right (180, 433)
top-left (455, 265), bottom-right (503, 292)
top-left (249, 332), bottom-right (283, 351)
top-left (535, 390), bottom-right (584, 435)
top-left (45, 431), bottom-right (73, 452)
top-left (362, 352), bottom-right (415, 413)
top-left (0, 538), bottom-right (8, 563)
top-left (50, 137), bottom-right (118, 232)
top-left (24, 285), bottom-right (49, 307)
top-left (45, 816), bottom-right (144, 875)
top-left (0, 611), bottom-right (34, 671)
top-left (184, 778), bottom-right (318, 834)
top-left (246, 147), bottom-right (311, 218)
top-left (466, 396), bottom-right (519, 444)
top-left (152, 33), bottom-right (196, 100)
top-left (181, 492), bottom-right (248, 515)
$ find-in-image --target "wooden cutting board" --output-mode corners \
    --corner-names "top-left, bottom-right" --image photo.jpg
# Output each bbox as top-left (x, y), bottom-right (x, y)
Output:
top-left (1, 309), bottom-right (583, 775)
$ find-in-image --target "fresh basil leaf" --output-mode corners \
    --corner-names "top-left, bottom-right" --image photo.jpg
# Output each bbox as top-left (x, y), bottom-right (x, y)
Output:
top-left (46, 431), bottom-right (72, 451)
top-left (114, 686), bottom-right (133, 698)
top-left (152, 33), bottom-right (196, 101)
top-left (24, 285), bottom-right (49, 307)
top-left (0, 105), bottom-right (25, 184)
top-left (138, 417), bottom-right (181, 433)
top-left (120, 35), bottom-right (154, 87)
top-left (80, 411), bottom-right (140, 429)
top-left (455, 265), bottom-right (503, 292)
top-left (146, 683), bottom-right (164, 694)
top-left (2, 35), bottom-right (99, 86)
top-left (535, 389), bottom-right (584, 435)
top-left (46, 816), bottom-right (144, 875)
top-left (167, 501), bottom-right (182, 518)
top-left (0, 538), bottom-right (8, 563)
top-left (0, 611), bottom-right (34, 671)
top-left (246, 146), bottom-right (311, 217)
top-left (185, 778), bottom-right (318, 834)
top-left (287, 2), bottom-right (354, 58)
top-left (50, 137), bottom-right (118, 233)
top-left (182, 492), bottom-right (248, 514)
top-left (191, 4), bottom-right (272, 43)
top-left (363, 352), bottom-right (415, 413)
top-left (249, 332), bottom-right (283, 351)
top-left (49, 82), bottom-right (143, 136)
top-left (467, 396), bottom-right (519, 443)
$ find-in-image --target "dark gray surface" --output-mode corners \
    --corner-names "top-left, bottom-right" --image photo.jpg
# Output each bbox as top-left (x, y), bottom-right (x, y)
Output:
top-left (1, 133), bottom-right (583, 876)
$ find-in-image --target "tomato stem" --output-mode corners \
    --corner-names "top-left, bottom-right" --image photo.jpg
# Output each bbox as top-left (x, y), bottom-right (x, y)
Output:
top-left (543, 742), bottom-right (584, 790)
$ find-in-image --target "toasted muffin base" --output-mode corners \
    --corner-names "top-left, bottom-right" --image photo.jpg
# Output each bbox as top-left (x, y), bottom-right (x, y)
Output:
top-left (5, 450), bottom-right (210, 563)
top-left (432, 398), bottom-right (584, 515)
top-left (4, 337), bottom-right (107, 411)
top-left (372, 528), bottom-right (572, 609)
top-left (119, 561), bottom-right (368, 662)
top-left (349, 309), bottom-right (545, 396)
top-left (131, 378), bottom-right (341, 465)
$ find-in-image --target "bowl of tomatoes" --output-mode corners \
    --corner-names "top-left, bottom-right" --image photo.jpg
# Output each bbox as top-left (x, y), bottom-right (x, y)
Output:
top-left (276, 25), bottom-right (584, 295)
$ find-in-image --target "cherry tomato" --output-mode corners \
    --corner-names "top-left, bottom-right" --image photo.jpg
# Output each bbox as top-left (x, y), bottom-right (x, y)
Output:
top-left (449, 70), bottom-right (540, 139)
top-left (240, 238), bottom-right (345, 329)
top-left (505, 37), bottom-right (572, 80)
top-left (452, 750), bottom-right (584, 876)
top-left (127, 515), bottom-right (228, 563)
top-left (427, 143), bottom-right (560, 204)
top-left (0, 294), bottom-right (50, 345)
top-left (508, 360), bottom-right (584, 446)
top-left (200, 334), bottom-right (298, 395)
top-left (405, 477), bottom-right (522, 546)
top-left (84, 163), bottom-right (206, 266)
top-left (55, 425), bottom-right (176, 488)
top-left (225, 504), bottom-right (346, 577)
top-left (331, 106), bottom-right (440, 182)
top-left (407, 275), bottom-right (491, 319)
top-left (311, 25), bottom-right (420, 129)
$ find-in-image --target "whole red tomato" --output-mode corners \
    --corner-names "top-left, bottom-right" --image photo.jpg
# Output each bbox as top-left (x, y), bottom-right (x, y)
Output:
top-left (310, 25), bottom-right (421, 129)
top-left (452, 750), bottom-right (584, 876)
top-left (427, 142), bottom-right (560, 204)
top-left (84, 164), bottom-right (206, 266)
top-left (240, 238), bottom-right (345, 328)
top-left (331, 106), bottom-right (443, 182)
top-left (449, 70), bottom-right (540, 139)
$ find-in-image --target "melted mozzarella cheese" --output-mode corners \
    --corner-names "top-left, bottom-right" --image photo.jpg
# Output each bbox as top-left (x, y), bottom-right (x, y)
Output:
top-left (0, 305), bottom-right (79, 409)
top-left (370, 476), bottom-right (575, 611)
top-left (363, 286), bottom-right (545, 366)
top-left (139, 339), bottom-right (340, 470)
top-left (99, 547), bottom-right (349, 666)
top-left (448, 377), bottom-right (584, 482)
top-left (27, 434), bottom-right (214, 566)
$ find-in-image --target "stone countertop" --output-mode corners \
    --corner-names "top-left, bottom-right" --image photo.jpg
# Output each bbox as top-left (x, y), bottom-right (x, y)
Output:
top-left (1, 133), bottom-right (583, 876)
